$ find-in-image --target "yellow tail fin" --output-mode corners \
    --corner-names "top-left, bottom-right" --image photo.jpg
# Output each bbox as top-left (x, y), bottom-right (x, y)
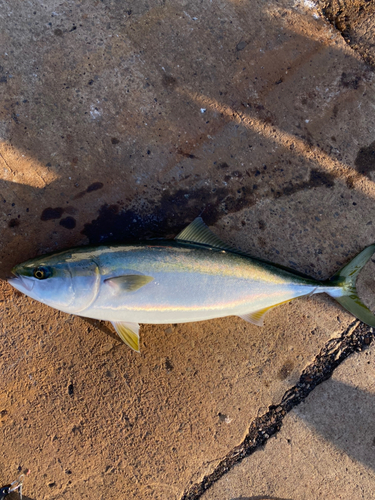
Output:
top-left (329, 244), bottom-right (375, 327)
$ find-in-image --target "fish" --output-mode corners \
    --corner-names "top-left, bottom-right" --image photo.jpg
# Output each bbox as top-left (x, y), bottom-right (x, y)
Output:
top-left (8, 217), bottom-right (375, 352)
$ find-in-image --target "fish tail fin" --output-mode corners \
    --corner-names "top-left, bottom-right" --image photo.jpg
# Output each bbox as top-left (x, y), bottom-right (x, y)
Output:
top-left (327, 244), bottom-right (375, 327)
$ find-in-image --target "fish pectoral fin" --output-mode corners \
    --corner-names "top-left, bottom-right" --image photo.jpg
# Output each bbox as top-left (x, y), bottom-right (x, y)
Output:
top-left (240, 299), bottom-right (294, 326)
top-left (175, 217), bottom-right (235, 252)
top-left (111, 321), bottom-right (140, 352)
top-left (105, 274), bottom-right (154, 292)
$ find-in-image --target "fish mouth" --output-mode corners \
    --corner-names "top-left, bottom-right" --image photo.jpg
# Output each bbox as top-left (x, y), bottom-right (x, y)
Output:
top-left (8, 273), bottom-right (35, 293)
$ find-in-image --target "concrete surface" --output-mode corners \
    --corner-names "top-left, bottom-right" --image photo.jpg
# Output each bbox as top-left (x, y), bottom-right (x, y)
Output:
top-left (318, 0), bottom-right (375, 68)
top-left (201, 343), bottom-right (375, 500)
top-left (0, 0), bottom-right (375, 498)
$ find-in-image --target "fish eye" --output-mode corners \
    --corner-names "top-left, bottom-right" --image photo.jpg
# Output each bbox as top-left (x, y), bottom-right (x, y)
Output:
top-left (33, 266), bottom-right (51, 280)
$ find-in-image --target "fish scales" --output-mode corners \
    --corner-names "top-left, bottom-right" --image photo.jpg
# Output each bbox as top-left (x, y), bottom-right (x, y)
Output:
top-left (8, 217), bottom-right (375, 352)
top-left (83, 243), bottom-right (316, 324)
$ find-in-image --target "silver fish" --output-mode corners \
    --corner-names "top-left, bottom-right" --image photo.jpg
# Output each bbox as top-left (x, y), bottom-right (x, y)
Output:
top-left (8, 217), bottom-right (375, 352)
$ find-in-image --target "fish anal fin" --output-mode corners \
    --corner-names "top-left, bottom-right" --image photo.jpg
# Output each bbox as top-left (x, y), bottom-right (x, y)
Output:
top-left (239, 308), bottom-right (271, 326)
top-left (175, 217), bottom-right (235, 252)
top-left (239, 298), bottom-right (296, 327)
top-left (105, 274), bottom-right (154, 292)
top-left (111, 321), bottom-right (140, 352)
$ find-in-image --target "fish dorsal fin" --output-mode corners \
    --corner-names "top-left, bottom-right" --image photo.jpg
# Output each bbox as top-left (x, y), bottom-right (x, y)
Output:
top-left (175, 217), bottom-right (235, 251)
top-left (176, 218), bottom-right (316, 281)
top-left (111, 321), bottom-right (140, 352)
top-left (105, 274), bottom-right (154, 292)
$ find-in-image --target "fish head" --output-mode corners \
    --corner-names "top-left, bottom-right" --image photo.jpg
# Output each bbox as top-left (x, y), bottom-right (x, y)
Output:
top-left (8, 249), bottom-right (100, 313)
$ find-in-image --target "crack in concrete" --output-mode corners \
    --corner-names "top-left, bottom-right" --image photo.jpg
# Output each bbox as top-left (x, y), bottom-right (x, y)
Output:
top-left (181, 320), bottom-right (374, 500)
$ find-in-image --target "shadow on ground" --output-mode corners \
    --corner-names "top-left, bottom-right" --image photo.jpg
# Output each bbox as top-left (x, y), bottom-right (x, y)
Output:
top-left (1, 0), bottom-right (374, 283)
top-left (297, 379), bottom-right (375, 472)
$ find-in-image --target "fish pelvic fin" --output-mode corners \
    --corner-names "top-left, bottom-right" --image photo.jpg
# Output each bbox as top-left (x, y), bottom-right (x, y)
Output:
top-left (327, 244), bottom-right (375, 328)
top-left (111, 321), bottom-right (140, 352)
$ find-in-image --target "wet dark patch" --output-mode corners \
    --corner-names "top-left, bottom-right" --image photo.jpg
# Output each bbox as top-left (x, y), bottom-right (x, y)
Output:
top-left (258, 220), bottom-right (266, 230)
top-left (41, 207), bottom-right (64, 221)
top-left (60, 217), bottom-right (76, 230)
top-left (111, 137), bottom-right (120, 144)
top-left (355, 140), bottom-right (375, 178)
top-left (340, 72), bottom-right (361, 89)
top-left (177, 148), bottom-right (197, 159)
top-left (81, 185), bottom-right (254, 244)
top-left (8, 218), bottom-right (20, 228)
top-left (74, 191), bottom-right (86, 200)
top-left (222, 189), bottom-right (255, 213)
top-left (308, 169), bottom-right (335, 188)
top-left (74, 182), bottom-right (104, 200)
top-left (82, 168), bottom-right (336, 245)
top-left (281, 169), bottom-right (335, 197)
top-left (87, 182), bottom-right (104, 193)
top-left (162, 73), bottom-right (177, 88)
top-left (277, 360), bottom-right (294, 380)
top-left (54, 28), bottom-right (63, 36)
top-left (164, 358), bottom-right (173, 372)
top-left (217, 162), bottom-right (229, 169)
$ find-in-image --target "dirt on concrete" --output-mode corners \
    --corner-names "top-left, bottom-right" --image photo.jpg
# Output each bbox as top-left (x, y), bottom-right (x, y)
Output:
top-left (318, 0), bottom-right (375, 68)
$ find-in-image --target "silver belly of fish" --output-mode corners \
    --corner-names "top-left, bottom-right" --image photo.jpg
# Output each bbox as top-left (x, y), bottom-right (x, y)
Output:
top-left (10, 217), bottom-right (374, 353)
top-left (81, 245), bottom-right (317, 324)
